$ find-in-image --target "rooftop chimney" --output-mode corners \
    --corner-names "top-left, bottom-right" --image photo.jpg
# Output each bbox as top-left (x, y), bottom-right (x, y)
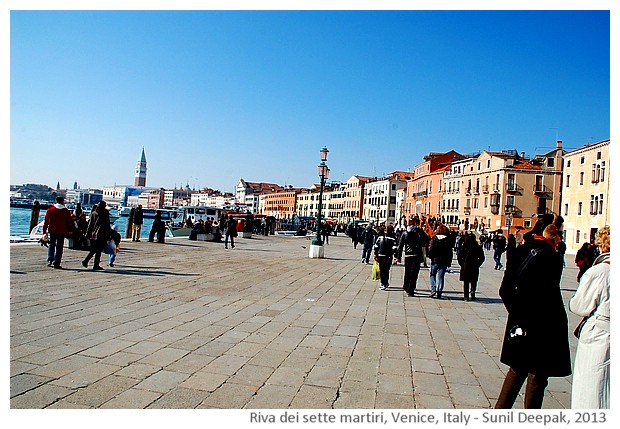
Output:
top-left (556, 140), bottom-right (563, 149)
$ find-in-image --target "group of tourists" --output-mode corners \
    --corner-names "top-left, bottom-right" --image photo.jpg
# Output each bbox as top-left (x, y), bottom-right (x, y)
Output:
top-left (43, 197), bottom-right (121, 271)
top-left (350, 213), bottom-right (610, 410)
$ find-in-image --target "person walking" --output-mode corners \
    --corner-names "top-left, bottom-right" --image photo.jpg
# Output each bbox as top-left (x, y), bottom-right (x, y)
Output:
top-left (395, 217), bottom-right (429, 296)
top-left (148, 210), bottom-right (165, 243)
top-left (574, 242), bottom-right (595, 282)
top-left (493, 230), bottom-right (507, 269)
top-left (457, 233), bottom-right (485, 301)
top-left (360, 223), bottom-right (377, 264)
top-left (42, 196), bottom-right (74, 269)
top-left (495, 214), bottom-right (571, 409)
top-left (224, 216), bottom-right (238, 249)
top-left (427, 224), bottom-right (453, 299)
top-left (132, 204), bottom-right (144, 242)
top-left (82, 200), bottom-right (111, 271)
top-left (569, 226), bottom-right (610, 409)
top-left (105, 225), bottom-right (122, 267)
top-left (373, 225), bottom-right (397, 291)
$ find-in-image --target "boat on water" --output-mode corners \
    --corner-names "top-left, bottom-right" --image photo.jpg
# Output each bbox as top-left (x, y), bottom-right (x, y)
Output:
top-left (118, 206), bottom-right (177, 220)
top-left (10, 198), bottom-right (53, 209)
top-left (167, 206), bottom-right (226, 237)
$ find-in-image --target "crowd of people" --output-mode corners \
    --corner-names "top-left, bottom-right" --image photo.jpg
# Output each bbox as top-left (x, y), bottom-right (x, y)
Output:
top-left (345, 214), bottom-right (609, 410)
top-left (40, 203), bottom-right (609, 409)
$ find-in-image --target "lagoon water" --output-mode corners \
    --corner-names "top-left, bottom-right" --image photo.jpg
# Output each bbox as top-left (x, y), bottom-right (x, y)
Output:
top-left (10, 207), bottom-right (157, 239)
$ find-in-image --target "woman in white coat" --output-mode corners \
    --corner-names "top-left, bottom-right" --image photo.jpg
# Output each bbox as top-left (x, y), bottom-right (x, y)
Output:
top-left (569, 226), bottom-right (610, 409)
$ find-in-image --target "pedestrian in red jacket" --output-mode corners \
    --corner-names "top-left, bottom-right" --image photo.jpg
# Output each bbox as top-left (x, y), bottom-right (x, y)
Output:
top-left (42, 196), bottom-right (74, 269)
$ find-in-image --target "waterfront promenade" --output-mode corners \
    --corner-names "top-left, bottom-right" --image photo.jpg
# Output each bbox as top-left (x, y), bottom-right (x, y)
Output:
top-left (10, 234), bottom-right (581, 409)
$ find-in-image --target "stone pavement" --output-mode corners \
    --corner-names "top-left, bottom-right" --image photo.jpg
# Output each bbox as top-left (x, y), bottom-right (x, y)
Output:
top-left (9, 234), bottom-right (582, 409)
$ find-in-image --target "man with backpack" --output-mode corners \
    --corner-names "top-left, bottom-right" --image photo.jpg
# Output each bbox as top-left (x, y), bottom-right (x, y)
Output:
top-left (493, 230), bottom-right (507, 270)
top-left (395, 217), bottom-right (429, 296)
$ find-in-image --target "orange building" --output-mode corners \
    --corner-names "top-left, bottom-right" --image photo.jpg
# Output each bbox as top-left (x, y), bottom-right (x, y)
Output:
top-left (263, 188), bottom-right (301, 219)
top-left (342, 175), bottom-right (371, 222)
top-left (405, 151), bottom-right (463, 219)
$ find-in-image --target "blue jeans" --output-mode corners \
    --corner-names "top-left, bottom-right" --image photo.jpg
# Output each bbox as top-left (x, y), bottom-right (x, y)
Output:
top-left (225, 234), bottom-right (235, 248)
top-left (430, 262), bottom-right (448, 294)
top-left (493, 249), bottom-right (503, 268)
top-left (47, 234), bottom-right (65, 267)
top-left (361, 243), bottom-right (373, 263)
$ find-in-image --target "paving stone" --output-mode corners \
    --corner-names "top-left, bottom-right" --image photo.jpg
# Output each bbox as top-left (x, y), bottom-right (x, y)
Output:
top-left (290, 385), bottom-right (337, 408)
top-left (10, 382), bottom-right (74, 408)
top-left (134, 370), bottom-right (191, 394)
top-left (179, 371), bottom-right (229, 392)
top-left (100, 388), bottom-right (162, 409)
top-left (62, 375), bottom-right (139, 407)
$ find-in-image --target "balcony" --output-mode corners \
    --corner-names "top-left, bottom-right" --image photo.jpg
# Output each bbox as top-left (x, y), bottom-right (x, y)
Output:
top-left (473, 187), bottom-right (480, 195)
top-left (533, 184), bottom-right (553, 199)
top-left (481, 185), bottom-right (490, 194)
top-left (413, 190), bottom-right (428, 199)
top-left (506, 183), bottom-right (523, 195)
top-left (504, 205), bottom-right (523, 218)
top-left (464, 206), bottom-right (471, 215)
top-left (465, 187), bottom-right (472, 195)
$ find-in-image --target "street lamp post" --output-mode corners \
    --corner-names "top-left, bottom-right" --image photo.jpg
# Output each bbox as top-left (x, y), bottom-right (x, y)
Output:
top-left (309, 146), bottom-right (330, 259)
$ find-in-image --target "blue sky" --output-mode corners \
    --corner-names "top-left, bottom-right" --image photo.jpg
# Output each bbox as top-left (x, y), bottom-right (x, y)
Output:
top-left (8, 7), bottom-right (611, 194)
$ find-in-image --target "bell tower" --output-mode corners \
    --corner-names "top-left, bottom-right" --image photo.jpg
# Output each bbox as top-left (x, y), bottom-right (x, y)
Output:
top-left (134, 147), bottom-right (147, 187)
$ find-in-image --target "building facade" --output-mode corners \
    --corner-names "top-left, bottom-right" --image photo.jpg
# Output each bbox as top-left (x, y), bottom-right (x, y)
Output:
top-left (561, 139), bottom-right (610, 252)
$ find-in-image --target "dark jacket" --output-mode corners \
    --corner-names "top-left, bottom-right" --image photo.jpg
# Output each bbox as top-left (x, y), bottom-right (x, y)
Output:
top-left (457, 241), bottom-right (485, 282)
top-left (428, 234), bottom-right (453, 266)
top-left (498, 236), bottom-right (571, 377)
top-left (86, 207), bottom-right (111, 242)
top-left (225, 218), bottom-right (238, 236)
top-left (133, 207), bottom-right (144, 225)
top-left (361, 227), bottom-right (377, 246)
top-left (374, 234), bottom-right (396, 259)
top-left (396, 226), bottom-right (429, 261)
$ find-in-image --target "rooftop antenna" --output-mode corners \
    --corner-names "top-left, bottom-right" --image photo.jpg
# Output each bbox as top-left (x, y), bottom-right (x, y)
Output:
top-left (549, 127), bottom-right (559, 141)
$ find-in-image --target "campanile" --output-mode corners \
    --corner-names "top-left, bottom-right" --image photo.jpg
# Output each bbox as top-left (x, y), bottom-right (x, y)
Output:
top-left (134, 147), bottom-right (147, 187)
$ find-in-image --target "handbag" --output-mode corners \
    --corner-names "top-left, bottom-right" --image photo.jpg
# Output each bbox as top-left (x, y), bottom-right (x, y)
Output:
top-left (371, 261), bottom-right (381, 281)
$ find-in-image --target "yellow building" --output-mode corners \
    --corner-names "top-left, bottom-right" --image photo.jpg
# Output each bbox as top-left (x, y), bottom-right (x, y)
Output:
top-left (561, 139), bottom-right (610, 252)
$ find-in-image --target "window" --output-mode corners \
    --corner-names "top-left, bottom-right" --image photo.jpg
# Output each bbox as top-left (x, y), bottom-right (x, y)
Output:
top-left (580, 172), bottom-right (584, 185)
top-left (506, 195), bottom-right (515, 206)
top-left (578, 202), bottom-right (583, 215)
top-left (580, 156), bottom-right (585, 164)
top-left (478, 162), bottom-right (481, 170)
top-left (547, 157), bottom-right (555, 168)
top-left (566, 175), bottom-right (570, 187)
top-left (484, 197), bottom-right (488, 208)
top-left (599, 194), bottom-right (604, 215)
top-left (601, 161), bottom-right (606, 181)
top-left (576, 230), bottom-right (581, 244)
top-left (567, 159), bottom-right (571, 167)
top-left (590, 195), bottom-right (596, 215)
top-left (597, 151), bottom-right (602, 160)
top-left (473, 198), bottom-right (479, 209)
top-left (524, 219), bottom-right (532, 228)
top-left (487, 160), bottom-right (491, 168)
top-left (564, 204), bottom-right (568, 216)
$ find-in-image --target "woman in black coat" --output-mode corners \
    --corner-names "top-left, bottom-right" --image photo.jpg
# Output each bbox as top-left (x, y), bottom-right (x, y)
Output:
top-left (82, 201), bottom-right (111, 271)
top-left (495, 214), bottom-right (571, 409)
top-left (457, 234), bottom-right (485, 301)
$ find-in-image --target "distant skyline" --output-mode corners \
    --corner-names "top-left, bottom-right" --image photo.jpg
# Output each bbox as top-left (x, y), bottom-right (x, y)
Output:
top-left (8, 7), bottom-right (612, 195)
